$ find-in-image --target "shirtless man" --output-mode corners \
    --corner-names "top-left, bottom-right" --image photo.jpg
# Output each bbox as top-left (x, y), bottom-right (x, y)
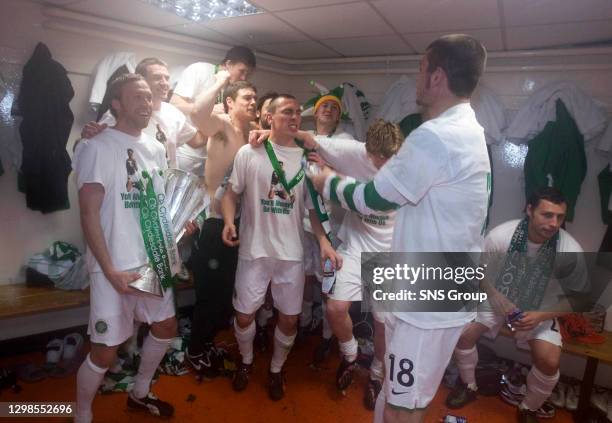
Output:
top-left (185, 70), bottom-right (258, 378)
top-left (171, 46), bottom-right (256, 176)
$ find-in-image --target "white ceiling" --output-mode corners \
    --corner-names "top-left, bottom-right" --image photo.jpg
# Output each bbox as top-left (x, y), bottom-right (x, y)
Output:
top-left (43, 0), bottom-right (612, 59)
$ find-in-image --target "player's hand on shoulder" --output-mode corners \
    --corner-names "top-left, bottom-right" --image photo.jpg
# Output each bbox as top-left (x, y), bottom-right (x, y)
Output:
top-left (81, 121), bottom-right (108, 139)
top-left (249, 129), bottom-right (270, 147)
top-left (105, 269), bottom-right (140, 294)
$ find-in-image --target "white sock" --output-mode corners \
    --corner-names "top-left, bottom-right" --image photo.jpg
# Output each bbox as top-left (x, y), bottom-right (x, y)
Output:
top-left (454, 346), bottom-right (478, 389)
top-left (75, 354), bottom-right (107, 423)
top-left (234, 319), bottom-right (256, 365)
top-left (300, 300), bottom-right (313, 328)
top-left (370, 357), bottom-right (384, 382)
top-left (270, 326), bottom-right (296, 373)
top-left (132, 333), bottom-right (172, 399)
top-left (339, 337), bottom-right (358, 363)
top-left (521, 367), bottom-right (559, 411)
top-left (322, 302), bottom-right (333, 339)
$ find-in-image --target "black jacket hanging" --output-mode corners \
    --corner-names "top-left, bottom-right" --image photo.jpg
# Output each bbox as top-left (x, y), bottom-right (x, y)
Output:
top-left (14, 42), bottom-right (74, 213)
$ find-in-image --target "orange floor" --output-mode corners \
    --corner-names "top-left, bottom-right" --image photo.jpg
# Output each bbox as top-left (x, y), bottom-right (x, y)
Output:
top-left (0, 331), bottom-right (576, 423)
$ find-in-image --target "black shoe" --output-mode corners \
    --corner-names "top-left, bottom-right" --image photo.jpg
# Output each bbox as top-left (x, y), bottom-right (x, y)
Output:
top-left (363, 378), bottom-right (382, 411)
top-left (268, 371), bottom-right (285, 401)
top-left (232, 363), bottom-right (252, 392)
top-left (186, 344), bottom-right (220, 379)
top-left (127, 392), bottom-right (174, 417)
top-left (517, 407), bottom-right (539, 423)
top-left (445, 382), bottom-right (477, 409)
top-left (254, 325), bottom-right (268, 353)
top-left (313, 336), bottom-right (335, 365)
top-left (336, 357), bottom-right (358, 391)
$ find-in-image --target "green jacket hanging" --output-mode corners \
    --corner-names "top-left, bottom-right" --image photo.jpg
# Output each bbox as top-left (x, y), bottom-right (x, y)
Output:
top-left (524, 99), bottom-right (587, 221)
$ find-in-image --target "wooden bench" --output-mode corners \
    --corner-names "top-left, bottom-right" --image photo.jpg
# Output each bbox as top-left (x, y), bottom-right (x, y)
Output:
top-left (499, 326), bottom-right (612, 421)
top-left (0, 279), bottom-right (194, 320)
top-left (563, 334), bottom-right (612, 420)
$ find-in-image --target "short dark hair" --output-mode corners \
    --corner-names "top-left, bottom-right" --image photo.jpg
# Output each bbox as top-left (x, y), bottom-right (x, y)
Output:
top-left (223, 81), bottom-right (257, 112)
top-left (223, 46), bottom-right (256, 68)
top-left (108, 73), bottom-right (147, 118)
top-left (527, 187), bottom-right (567, 210)
top-left (267, 94), bottom-right (298, 114)
top-left (257, 92), bottom-right (279, 114)
top-left (135, 57), bottom-right (167, 78)
top-left (426, 34), bottom-right (487, 98)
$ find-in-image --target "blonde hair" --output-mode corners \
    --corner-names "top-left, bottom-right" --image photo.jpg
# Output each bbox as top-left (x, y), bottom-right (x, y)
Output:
top-left (365, 119), bottom-right (404, 159)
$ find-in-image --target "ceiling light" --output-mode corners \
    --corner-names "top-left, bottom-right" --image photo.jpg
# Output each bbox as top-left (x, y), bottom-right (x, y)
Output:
top-left (141, 0), bottom-right (261, 22)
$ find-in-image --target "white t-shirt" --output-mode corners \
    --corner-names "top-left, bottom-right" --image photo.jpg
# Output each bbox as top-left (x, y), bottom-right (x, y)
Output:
top-left (373, 103), bottom-right (491, 328)
top-left (316, 136), bottom-right (395, 256)
top-left (73, 128), bottom-right (167, 273)
top-left (230, 142), bottom-right (308, 261)
top-left (174, 62), bottom-right (217, 161)
top-left (484, 219), bottom-right (587, 309)
top-left (99, 102), bottom-right (196, 169)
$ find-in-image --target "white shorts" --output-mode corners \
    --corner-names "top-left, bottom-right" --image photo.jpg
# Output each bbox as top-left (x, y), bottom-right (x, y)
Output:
top-left (476, 311), bottom-right (562, 349)
top-left (328, 251), bottom-right (361, 302)
top-left (88, 271), bottom-right (176, 347)
top-left (303, 232), bottom-right (322, 281)
top-left (233, 257), bottom-right (305, 315)
top-left (380, 315), bottom-right (464, 411)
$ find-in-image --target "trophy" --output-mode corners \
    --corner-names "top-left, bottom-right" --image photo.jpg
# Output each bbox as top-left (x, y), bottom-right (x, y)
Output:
top-left (129, 168), bottom-right (207, 296)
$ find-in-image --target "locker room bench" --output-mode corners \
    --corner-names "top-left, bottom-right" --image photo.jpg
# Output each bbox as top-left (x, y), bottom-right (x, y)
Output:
top-left (0, 278), bottom-right (194, 320)
top-left (499, 326), bottom-right (612, 421)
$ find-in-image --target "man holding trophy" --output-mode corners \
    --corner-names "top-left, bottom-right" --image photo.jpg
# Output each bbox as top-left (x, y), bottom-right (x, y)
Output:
top-left (73, 73), bottom-right (189, 422)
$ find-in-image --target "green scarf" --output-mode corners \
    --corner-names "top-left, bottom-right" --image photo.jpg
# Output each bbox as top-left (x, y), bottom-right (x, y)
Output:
top-left (263, 138), bottom-right (334, 242)
top-left (138, 170), bottom-right (179, 290)
top-left (294, 138), bottom-right (335, 242)
top-left (494, 217), bottom-right (558, 311)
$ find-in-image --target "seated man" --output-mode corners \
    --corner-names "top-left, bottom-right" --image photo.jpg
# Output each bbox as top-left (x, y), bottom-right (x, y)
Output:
top-left (446, 187), bottom-right (587, 423)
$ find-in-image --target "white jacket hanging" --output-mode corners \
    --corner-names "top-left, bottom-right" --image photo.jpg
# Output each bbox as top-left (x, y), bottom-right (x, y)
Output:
top-left (471, 85), bottom-right (507, 145)
top-left (89, 52), bottom-right (137, 111)
top-left (371, 75), bottom-right (419, 125)
top-left (505, 80), bottom-right (607, 144)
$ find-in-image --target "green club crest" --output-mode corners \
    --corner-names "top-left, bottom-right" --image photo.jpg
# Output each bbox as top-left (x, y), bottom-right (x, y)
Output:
top-left (95, 320), bottom-right (108, 334)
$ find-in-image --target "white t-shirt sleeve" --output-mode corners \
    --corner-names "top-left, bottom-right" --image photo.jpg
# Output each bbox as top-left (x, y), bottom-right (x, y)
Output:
top-left (176, 117), bottom-right (198, 147)
top-left (229, 146), bottom-right (249, 194)
top-left (316, 136), bottom-right (375, 180)
top-left (173, 62), bottom-right (215, 100)
top-left (375, 127), bottom-right (449, 206)
top-left (73, 140), bottom-right (109, 190)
